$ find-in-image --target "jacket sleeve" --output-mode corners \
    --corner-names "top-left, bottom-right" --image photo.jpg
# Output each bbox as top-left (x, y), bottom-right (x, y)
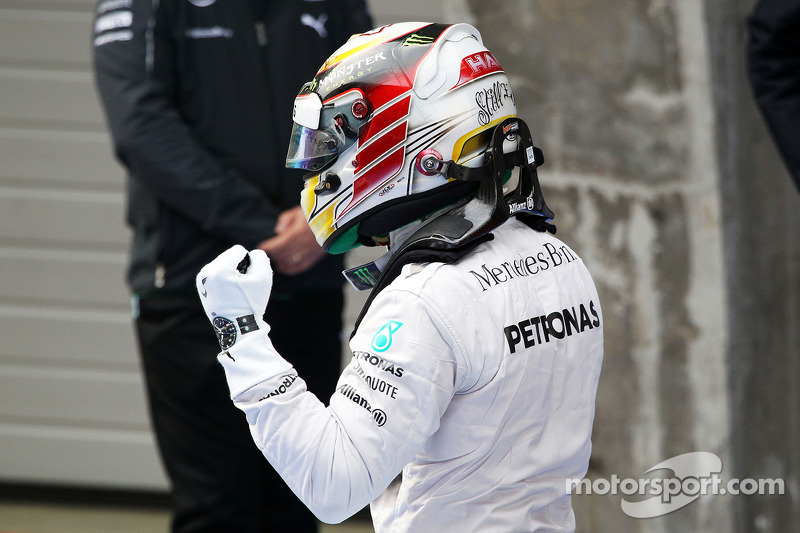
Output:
top-left (227, 286), bottom-right (459, 524)
top-left (746, 0), bottom-right (800, 191)
top-left (92, 0), bottom-right (280, 246)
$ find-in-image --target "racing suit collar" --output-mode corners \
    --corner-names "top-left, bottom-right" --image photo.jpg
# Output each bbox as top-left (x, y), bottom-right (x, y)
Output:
top-left (342, 206), bottom-right (456, 292)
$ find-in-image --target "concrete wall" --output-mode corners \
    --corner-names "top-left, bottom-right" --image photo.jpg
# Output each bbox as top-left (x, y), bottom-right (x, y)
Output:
top-left (708, 0), bottom-right (800, 530)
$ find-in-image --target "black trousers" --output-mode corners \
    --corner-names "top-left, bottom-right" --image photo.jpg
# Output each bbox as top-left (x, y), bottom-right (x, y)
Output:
top-left (134, 290), bottom-right (343, 533)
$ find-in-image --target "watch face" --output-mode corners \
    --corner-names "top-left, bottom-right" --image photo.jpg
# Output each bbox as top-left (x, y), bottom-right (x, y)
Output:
top-left (212, 316), bottom-right (237, 350)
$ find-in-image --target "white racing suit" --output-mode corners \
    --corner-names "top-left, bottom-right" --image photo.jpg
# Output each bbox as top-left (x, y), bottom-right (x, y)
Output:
top-left (220, 218), bottom-right (603, 532)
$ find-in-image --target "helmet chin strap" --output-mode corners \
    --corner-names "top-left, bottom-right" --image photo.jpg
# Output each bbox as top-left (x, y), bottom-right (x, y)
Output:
top-left (342, 117), bottom-right (556, 291)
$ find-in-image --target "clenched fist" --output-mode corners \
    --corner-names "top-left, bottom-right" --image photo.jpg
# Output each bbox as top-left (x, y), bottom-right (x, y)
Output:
top-left (196, 245), bottom-right (292, 398)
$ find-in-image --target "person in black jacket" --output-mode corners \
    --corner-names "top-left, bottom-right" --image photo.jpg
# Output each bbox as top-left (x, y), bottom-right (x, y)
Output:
top-left (92, 1), bottom-right (371, 531)
top-left (747, 0), bottom-right (800, 191)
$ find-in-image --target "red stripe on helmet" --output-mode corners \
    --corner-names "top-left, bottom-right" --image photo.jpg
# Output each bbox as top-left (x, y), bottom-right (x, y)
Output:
top-left (340, 146), bottom-right (406, 218)
top-left (356, 116), bottom-right (409, 170)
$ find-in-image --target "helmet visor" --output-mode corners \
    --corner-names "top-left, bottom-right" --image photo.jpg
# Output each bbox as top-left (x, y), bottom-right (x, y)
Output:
top-left (286, 122), bottom-right (346, 171)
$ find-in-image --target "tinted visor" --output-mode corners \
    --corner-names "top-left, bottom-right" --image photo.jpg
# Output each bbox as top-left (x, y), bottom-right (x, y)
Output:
top-left (286, 90), bottom-right (368, 171)
top-left (286, 122), bottom-right (346, 171)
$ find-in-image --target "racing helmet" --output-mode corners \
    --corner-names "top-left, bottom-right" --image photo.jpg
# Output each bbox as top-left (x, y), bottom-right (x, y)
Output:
top-left (287, 22), bottom-right (550, 254)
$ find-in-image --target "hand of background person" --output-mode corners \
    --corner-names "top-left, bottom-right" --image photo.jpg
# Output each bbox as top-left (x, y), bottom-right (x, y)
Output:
top-left (258, 206), bottom-right (327, 275)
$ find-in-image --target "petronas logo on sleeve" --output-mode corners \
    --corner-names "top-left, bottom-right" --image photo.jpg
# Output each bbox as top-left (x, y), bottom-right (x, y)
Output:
top-left (403, 34), bottom-right (435, 46)
top-left (371, 321), bottom-right (403, 352)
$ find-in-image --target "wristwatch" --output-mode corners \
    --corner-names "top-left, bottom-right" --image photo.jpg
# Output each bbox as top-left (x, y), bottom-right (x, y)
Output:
top-left (212, 316), bottom-right (237, 350)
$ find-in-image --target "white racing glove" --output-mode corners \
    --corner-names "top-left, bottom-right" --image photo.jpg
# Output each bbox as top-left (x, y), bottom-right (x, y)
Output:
top-left (196, 245), bottom-right (293, 398)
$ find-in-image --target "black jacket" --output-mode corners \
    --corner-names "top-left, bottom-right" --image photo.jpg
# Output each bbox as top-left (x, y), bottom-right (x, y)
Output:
top-left (747, 0), bottom-right (800, 191)
top-left (93, 0), bottom-right (372, 295)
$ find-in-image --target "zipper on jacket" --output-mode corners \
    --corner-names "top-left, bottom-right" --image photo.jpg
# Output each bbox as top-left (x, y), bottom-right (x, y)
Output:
top-left (255, 21), bottom-right (268, 46)
top-left (154, 262), bottom-right (166, 289)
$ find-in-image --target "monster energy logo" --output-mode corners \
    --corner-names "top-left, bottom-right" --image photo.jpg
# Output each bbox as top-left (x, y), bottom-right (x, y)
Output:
top-left (404, 34), bottom-right (435, 46)
top-left (354, 267), bottom-right (378, 285)
top-left (343, 262), bottom-right (382, 291)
